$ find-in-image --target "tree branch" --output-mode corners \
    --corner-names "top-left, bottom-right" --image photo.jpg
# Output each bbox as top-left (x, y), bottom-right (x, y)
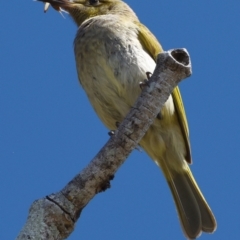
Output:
top-left (17, 49), bottom-right (192, 240)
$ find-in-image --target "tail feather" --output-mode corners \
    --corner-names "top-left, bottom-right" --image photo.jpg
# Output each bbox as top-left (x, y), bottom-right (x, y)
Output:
top-left (185, 169), bottom-right (217, 233)
top-left (160, 160), bottom-right (217, 239)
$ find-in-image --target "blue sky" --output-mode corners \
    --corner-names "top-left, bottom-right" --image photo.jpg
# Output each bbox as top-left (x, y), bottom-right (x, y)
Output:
top-left (1, 0), bottom-right (240, 239)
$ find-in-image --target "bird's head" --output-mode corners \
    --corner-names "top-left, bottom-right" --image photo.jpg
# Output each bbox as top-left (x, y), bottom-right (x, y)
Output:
top-left (38, 0), bottom-right (138, 26)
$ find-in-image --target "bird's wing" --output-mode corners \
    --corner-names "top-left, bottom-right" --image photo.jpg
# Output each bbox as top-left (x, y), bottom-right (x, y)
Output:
top-left (137, 22), bottom-right (192, 163)
top-left (171, 87), bottom-right (191, 163)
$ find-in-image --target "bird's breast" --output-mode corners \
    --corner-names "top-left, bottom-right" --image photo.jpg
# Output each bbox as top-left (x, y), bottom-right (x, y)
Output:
top-left (74, 15), bottom-right (174, 129)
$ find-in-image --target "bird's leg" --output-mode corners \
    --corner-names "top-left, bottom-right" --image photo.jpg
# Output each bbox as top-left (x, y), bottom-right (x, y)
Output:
top-left (139, 71), bottom-right (152, 89)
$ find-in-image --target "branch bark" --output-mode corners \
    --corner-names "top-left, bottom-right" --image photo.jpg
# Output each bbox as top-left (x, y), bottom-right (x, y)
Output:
top-left (17, 49), bottom-right (192, 240)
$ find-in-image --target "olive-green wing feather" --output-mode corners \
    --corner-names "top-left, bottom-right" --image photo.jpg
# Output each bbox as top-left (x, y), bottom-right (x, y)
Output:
top-left (136, 22), bottom-right (163, 62)
top-left (172, 87), bottom-right (191, 163)
top-left (137, 22), bottom-right (192, 163)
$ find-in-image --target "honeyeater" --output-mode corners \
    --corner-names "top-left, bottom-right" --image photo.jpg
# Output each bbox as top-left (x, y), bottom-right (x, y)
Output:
top-left (38, 0), bottom-right (217, 238)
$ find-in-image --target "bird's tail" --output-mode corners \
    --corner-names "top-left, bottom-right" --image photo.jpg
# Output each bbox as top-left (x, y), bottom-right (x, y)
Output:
top-left (159, 158), bottom-right (217, 239)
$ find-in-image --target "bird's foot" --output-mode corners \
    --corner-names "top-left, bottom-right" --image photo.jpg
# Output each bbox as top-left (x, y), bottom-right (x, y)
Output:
top-left (108, 122), bottom-right (121, 136)
top-left (139, 71), bottom-right (152, 89)
top-left (108, 130), bottom-right (115, 136)
top-left (146, 71), bottom-right (152, 80)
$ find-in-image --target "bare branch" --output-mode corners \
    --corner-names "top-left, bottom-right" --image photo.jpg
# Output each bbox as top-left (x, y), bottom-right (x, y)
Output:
top-left (17, 49), bottom-right (192, 240)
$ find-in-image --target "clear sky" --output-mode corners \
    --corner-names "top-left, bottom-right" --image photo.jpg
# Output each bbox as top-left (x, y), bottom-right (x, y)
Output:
top-left (1, 0), bottom-right (240, 239)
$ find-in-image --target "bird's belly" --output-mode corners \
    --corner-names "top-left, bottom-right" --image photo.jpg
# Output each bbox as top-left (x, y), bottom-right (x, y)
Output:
top-left (74, 16), bottom-right (184, 164)
top-left (74, 17), bottom-right (174, 130)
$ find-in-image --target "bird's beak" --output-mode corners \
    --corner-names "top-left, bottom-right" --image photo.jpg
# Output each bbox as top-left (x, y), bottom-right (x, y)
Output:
top-left (36, 0), bottom-right (73, 13)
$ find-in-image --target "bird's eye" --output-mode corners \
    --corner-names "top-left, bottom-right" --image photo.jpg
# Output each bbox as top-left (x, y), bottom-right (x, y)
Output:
top-left (89, 0), bottom-right (99, 5)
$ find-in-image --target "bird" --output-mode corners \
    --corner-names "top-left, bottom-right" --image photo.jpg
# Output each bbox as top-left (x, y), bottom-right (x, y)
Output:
top-left (38, 0), bottom-right (217, 238)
